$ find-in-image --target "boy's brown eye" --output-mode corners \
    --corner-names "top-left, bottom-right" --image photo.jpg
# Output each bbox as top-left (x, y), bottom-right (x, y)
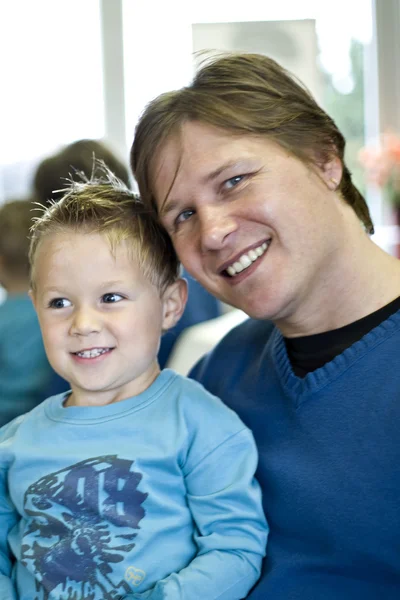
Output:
top-left (102, 293), bottom-right (123, 303)
top-left (49, 298), bottom-right (70, 309)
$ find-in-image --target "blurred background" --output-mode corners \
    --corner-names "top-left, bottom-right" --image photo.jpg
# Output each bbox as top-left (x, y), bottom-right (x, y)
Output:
top-left (1, 0), bottom-right (399, 308)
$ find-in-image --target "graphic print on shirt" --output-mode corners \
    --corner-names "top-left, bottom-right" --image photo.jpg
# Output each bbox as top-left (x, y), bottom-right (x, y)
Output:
top-left (21, 455), bottom-right (148, 600)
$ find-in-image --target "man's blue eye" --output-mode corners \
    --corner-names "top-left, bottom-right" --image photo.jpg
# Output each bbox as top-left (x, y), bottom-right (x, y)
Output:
top-left (225, 175), bottom-right (244, 189)
top-left (102, 293), bottom-right (123, 303)
top-left (49, 298), bottom-right (71, 309)
top-left (176, 209), bottom-right (195, 224)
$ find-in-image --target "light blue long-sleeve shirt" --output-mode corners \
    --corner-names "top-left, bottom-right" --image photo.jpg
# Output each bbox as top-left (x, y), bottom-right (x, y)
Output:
top-left (0, 369), bottom-right (268, 599)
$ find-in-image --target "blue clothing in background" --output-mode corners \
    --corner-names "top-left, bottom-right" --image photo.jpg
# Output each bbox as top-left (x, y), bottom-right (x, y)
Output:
top-left (190, 310), bottom-right (400, 599)
top-left (158, 271), bottom-right (221, 368)
top-left (0, 294), bottom-right (53, 426)
top-left (0, 369), bottom-right (267, 600)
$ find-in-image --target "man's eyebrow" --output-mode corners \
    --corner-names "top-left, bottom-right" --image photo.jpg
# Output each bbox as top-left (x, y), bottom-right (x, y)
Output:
top-left (204, 160), bottom-right (242, 184)
top-left (159, 160), bottom-right (245, 219)
top-left (159, 199), bottom-right (180, 220)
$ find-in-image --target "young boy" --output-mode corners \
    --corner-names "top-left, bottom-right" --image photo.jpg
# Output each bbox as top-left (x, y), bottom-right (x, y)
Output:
top-left (0, 199), bottom-right (54, 426)
top-left (0, 171), bottom-right (267, 600)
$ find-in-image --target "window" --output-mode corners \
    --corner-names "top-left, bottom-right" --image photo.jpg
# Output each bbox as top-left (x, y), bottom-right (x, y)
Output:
top-left (0, 0), bottom-right (104, 201)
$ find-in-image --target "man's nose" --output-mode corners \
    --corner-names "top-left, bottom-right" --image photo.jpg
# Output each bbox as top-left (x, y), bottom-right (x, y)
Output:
top-left (69, 306), bottom-right (101, 336)
top-left (199, 206), bottom-right (237, 252)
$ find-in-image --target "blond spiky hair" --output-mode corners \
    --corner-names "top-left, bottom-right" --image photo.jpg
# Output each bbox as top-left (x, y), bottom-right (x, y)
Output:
top-left (29, 163), bottom-right (180, 292)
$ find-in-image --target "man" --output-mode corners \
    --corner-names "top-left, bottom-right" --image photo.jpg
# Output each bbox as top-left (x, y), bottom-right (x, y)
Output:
top-left (130, 53), bottom-right (400, 599)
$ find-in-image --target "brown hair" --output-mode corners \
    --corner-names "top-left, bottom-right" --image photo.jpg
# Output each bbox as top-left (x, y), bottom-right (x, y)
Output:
top-left (0, 199), bottom-right (33, 278)
top-left (29, 166), bottom-right (180, 292)
top-left (33, 138), bottom-right (131, 205)
top-left (131, 52), bottom-right (373, 234)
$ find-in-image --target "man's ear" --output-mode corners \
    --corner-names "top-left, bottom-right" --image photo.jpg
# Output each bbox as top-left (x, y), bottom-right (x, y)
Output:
top-left (319, 156), bottom-right (343, 191)
top-left (161, 278), bottom-right (188, 331)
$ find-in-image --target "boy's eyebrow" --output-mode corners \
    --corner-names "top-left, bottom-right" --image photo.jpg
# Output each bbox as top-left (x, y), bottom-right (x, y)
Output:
top-left (37, 280), bottom-right (130, 295)
top-left (37, 286), bottom-right (64, 295)
top-left (100, 280), bottom-right (129, 288)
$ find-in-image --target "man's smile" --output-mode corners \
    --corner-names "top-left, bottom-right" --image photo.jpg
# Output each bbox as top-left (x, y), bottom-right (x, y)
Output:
top-left (222, 241), bottom-right (270, 277)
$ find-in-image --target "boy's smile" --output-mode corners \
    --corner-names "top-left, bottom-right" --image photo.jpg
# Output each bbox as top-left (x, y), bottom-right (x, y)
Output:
top-left (31, 231), bottom-right (183, 407)
top-left (72, 346), bottom-right (114, 360)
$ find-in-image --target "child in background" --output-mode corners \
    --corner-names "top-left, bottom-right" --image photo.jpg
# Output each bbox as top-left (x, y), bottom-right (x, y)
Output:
top-left (0, 170), bottom-right (267, 600)
top-left (0, 199), bottom-right (54, 426)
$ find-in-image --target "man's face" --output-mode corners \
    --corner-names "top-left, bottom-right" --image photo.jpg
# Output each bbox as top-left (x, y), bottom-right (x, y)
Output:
top-left (153, 121), bottom-right (346, 334)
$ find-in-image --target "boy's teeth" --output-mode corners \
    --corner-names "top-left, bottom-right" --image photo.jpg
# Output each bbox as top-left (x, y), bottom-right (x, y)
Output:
top-left (226, 242), bottom-right (268, 277)
top-left (77, 348), bottom-right (109, 358)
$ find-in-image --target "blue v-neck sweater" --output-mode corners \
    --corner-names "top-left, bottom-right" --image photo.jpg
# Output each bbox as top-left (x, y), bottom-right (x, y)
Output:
top-left (190, 310), bottom-right (400, 599)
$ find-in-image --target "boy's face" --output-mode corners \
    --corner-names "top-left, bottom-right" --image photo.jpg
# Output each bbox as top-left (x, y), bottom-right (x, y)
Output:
top-left (31, 231), bottom-right (186, 406)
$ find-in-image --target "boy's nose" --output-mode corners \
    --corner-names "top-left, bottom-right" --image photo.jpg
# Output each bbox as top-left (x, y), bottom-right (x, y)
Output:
top-left (70, 307), bottom-right (101, 336)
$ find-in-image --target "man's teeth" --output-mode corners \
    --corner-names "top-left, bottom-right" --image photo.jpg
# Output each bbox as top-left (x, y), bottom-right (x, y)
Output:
top-left (226, 242), bottom-right (268, 277)
top-left (76, 348), bottom-right (110, 358)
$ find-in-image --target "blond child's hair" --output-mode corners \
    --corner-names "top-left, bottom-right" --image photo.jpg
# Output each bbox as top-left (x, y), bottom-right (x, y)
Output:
top-left (29, 165), bottom-right (180, 293)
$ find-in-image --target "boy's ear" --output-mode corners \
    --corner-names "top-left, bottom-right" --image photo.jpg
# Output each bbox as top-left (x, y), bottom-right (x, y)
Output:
top-left (161, 278), bottom-right (188, 331)
top-left (28, 288), bottom-right (37, 310)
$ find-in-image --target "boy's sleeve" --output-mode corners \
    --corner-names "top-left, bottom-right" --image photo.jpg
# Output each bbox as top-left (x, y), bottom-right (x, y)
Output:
top-left (0, 420), bottom-right (21, 600)
top-left (124, 427), bottom-right (268, 600)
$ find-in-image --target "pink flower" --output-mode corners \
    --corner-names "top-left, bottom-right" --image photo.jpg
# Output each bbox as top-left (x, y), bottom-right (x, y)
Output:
top-left (359, 132), bottom-right (400, 192)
